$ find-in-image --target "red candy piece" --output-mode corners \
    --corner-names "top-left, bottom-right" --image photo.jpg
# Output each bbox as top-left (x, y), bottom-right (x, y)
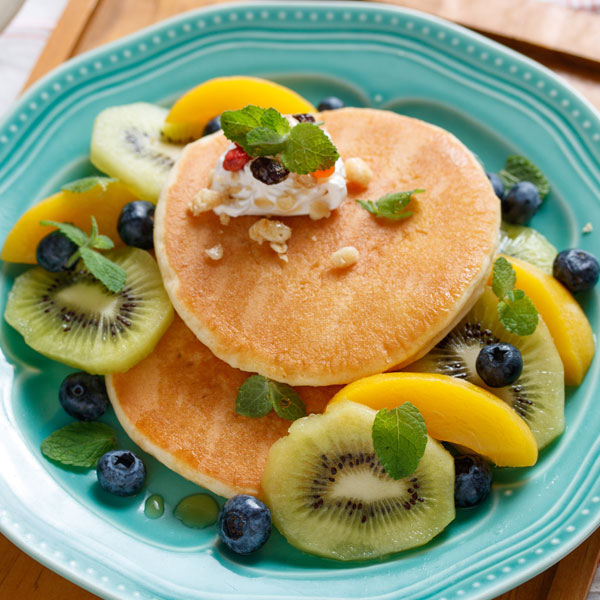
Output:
top-left (223, 144), bottom-right (251, 171)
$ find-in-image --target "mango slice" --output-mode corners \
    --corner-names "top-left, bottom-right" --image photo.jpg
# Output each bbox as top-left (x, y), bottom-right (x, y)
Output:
top-left (500, 255), bottom-right (595, 386)
top-left (329, 372), bottom-right (538, 467)
top-left (163, 76), bottom-right (316, 142)
top-left (1, 177), bottom-right (137, 264)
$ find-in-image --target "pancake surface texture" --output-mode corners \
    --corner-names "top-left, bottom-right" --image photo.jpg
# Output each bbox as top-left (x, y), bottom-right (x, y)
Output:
top-left (107, 315), bottom-right (336, 498)
top-left (155, 108), bottom-right (500, 385)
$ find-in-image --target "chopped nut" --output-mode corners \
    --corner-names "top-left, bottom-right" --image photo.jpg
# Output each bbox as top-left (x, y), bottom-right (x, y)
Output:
top-left (331, 246), bottom-right (359, 269)
top-left (276, 193), bottom-right (296, 212)
top-left (228, 185), bottom-right (242, 195)
top-left (254, 197), bottom-right (274, 209)
top-left (311, 235), bottom-right (318, 242)
top-left (309, 199), bottom-right (331, 220)
top-left (582, 222), bottom-right (593, 234)
top-left (219, 213), bottom-right (231, 226)
top-left (279, 253), bottom-right (289, 263)
top-left (189, 188), bottom-right (224, 215)
top-left (249, 218), bottom-right (292, 245)
top-left (297, 174), bottom-right (315, 188)
top-left (205, 243), bottom-right (223, 261)
top-left (345, 157), bottom-right (373, 187)
top-left (270, 242), bottom-right (288, 254)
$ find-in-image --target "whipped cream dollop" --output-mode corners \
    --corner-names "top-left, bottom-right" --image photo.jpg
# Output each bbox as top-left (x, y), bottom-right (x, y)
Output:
top-left (210, 117), bottom-right (347, 218)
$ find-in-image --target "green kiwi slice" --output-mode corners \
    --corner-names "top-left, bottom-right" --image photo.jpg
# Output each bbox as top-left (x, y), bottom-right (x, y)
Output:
top-left (498, 222), bottom-right (557, 274)
top-left (4, 248), bottom-right (173, 374)
top-left (409, 287), bottom-right (564, 449)
top-left (90, 103), bottom-right (183, 202)
top-left (262, 401), bottom-right (455, 561)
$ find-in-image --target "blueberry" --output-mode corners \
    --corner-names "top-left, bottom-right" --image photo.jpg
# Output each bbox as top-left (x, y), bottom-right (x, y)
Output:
top-left (203, 115), bottom-right (221, 136)
top-left (217, 494), bottom-right (272, 554)
top-left (250, 157), bottom-right (289, 185)
top-left (59, 372), bottom-right (109, 421)
top-left (486, 172), bottom-right (504, 200)
top-left (117, 201), bottom-right (155, 249)
top-left (476, 343), bottom-right (523, 388)
top-left (553, 249), bottom-right (599, 293)
top-left (317, 96), bottom-right (345, 111)
top-left (97, 450), bottom-right (146, 496)
top-left (454, 454), bottom-right (492, 508)
top-left (501, 181), bottom-right (541, 224)
top-left (292, 113), bottom-right (316, 123)
top-left (36, 230), bottom-right (78, 272)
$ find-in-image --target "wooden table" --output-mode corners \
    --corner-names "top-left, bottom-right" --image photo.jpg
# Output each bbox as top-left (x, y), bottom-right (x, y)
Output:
top-left (2, 0), bottom-right (600, 598)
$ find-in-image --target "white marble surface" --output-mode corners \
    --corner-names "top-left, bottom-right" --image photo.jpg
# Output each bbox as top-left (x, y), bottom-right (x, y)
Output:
top-left (0, 0), bottom-right (599, 596)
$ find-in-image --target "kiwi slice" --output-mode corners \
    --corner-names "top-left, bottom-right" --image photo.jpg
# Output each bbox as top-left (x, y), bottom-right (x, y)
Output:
top-left (90, 103), bottom-right (183, 202)
top-left (409, 287), bottom-right (564, 449)
top-left (499, 222), bottom-right (557, 274)
top-left (4, 248), bottom-right (173, 374)
top-left (262, 401), bottom-right (455, 561)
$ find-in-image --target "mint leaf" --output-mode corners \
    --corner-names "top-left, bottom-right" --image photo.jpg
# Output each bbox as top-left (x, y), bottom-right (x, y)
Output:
top-left (281, 123), bottom-right (339, 174)
top-left (235, 375), bottom-right (275, 418)
top-left (40, 220), bottom-right (88, 247)
top-left (92, 234), bottom-right (114, 250)
top-left (371, 403), bottom-right (427, 480)
top-left (498, 155), bottom-right (550, 199)
top-left (269, 381), bottom-right (305, 421)
top-left (497, 292), bottom-right (539, 335)
top-left (358, 190), bottom-right (423, 220)
top-left (235, 374), bottom-right (306, 421)
top-left (61, 176), bottom-right (116, 194)
top-left (260, 107), bottom-right (291, 135)
top-left (221, 105), bottom-right (266, 148)
top-left (246, 127), bottom-right (289, 156)
top-left (41, 422), bottom-right (116, 468)
top-left (492, 256), bottom-right (516, 299)
top-left (80, 247), bottom-right (126, 293)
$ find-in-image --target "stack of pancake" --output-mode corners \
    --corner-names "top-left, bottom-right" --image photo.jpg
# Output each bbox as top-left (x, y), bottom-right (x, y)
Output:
top-left (106, 108), bottom-right (500, 497)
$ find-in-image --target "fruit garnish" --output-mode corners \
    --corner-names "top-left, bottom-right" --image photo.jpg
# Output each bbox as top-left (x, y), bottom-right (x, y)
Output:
top-left (454, 454), bottom-right (492, 508)
top-left (117, 201), bottom-right (155, 249)
top-left (553, 249), bottom-right (599, 293)
top-left (235, 374), bottom-right (306, 421)
top-left (504, 254), bottom-right (595, 385)
top-left (502, 181), bottom-right (541, 225)
top-left (250, 157), bottom-right (289, 185)
top-left (59, 372), bottom-right (109, 421)
top-left (475, 343), bottom-right (523, 388)
top-left (1, 177), bottom-right (135, 265)
top-left (498, 222), bottom-right (557, 274)
top-left (357, 189), bottom-right (424, 220)
top-left (492, 256), bottom-right (538, 335)
top-left (371, 402), bottom-right (427, 479)
top-left (90, 103), bottom-right (182, 202)
top-left (486, 172), bottom-right (504, 199)
top-left (317, 96), bottom-right (345, 111)
top-left (498, 155), bottom-right (550, 199)
top-left (329, 373), bottom-right (538, 466)
top-left (223, 144), bottom-right (251, 172)
top-left (221, 105), bottom-right (339, 174)
top-left (218, 495), bottom-right (272, 555)
top-left (4, 248), bottom-right (174, 374)
top-left (409, 287), bottom-right (564, 449)
top-left (97, 449), bottom-right (146, 496)
top-left (41, 421), bottom-right (116, 468)
top-left (162, 76), bottom-right (315, 143)
top-left (313, 165), bottom-right (335, 178)
top-left (261, 401), bottom-right (455, 560)
top-left (40, 218), bottom-right (126, 293)
top-left (36, 230), bottom-right (79, 273)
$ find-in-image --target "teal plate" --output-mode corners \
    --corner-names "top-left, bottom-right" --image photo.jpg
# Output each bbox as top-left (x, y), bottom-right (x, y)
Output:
top-left (0, 2), bottom-right (599, 599)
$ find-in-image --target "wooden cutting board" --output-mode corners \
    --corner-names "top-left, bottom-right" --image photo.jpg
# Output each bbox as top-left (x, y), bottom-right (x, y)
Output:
top-left (2, 1), bottom-right (599, 599)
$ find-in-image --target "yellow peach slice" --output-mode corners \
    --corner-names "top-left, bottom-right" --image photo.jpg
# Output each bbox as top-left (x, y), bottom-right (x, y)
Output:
top-left (329, 372), bottom-right (538, 467)
top-left (1, 177), bottom-right (137, 264)
top-left (500, 255), bottom-right (595, 386)
top-left (163, 76), bottom-right (315, 142)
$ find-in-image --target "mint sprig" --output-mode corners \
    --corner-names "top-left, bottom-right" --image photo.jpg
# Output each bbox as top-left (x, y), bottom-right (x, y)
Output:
top-left (41, 421), bottom-right (117, 468)
top-left (371, 403), bottom-right (427, 480)
top-left (61, 176), bottom-right (117, 194)
top-left (221, 105), bottom-right (339, 174)
top-left (492, 257), bottom-right (538, 335)
top-left (40, 217), bottom-right (126, 293)
top-left (235, 374), bottom-right (306, 421)
top-left (358, 190), bottom-right (424, 220)
top-left (498, 155), bottom-right (550, 199)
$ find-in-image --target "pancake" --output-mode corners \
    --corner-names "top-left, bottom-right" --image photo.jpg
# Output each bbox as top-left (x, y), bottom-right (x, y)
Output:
top-left (155, 108), bottom-right (500, 386)
top-left (106, 315), bottom-right (337, 498)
